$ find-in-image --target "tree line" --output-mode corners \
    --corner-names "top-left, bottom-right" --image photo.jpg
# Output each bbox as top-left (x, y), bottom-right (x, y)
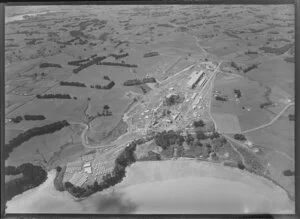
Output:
top-left (60, 81), bottom-right (87, 87)
top-left (123, 77), bottom-right (156, 86)
top-left (73, 56), bottom-right (107, 74)
top-left (68, 58), bottom-right (90, 66)
top-left (36, 94), bottom-right (72, 99)
top-left (57, 37), bottom-right (80, 46)
top-left (91, 81), bottom-right (115, 90)
top-left (143, 51), bottom-right (159, 58)
top-left (5, 120), bottom-right (69, 160)
top-left (243, 64), bottom-right (258, 73)
top-left (109, 52), bottom-right (129, 60)
top-left (11, 114), bottom-right (46, 123)
top-left (39, 63), bottom-right (62, 68)
top-left (5, 163), bottom-right (47, 202)
top-left (98, 62), bottom-right (138, 68)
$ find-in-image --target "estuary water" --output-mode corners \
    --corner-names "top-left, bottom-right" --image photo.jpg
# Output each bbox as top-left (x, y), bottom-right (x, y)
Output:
top-left (6, 159), bottom-right (294, 214)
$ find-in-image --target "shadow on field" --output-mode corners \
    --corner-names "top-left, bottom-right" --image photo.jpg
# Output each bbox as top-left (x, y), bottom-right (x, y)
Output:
top-left (79, 190), bottom-right (138, 214)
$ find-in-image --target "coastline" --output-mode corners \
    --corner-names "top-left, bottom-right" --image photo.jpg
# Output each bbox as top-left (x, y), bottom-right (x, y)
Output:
top-left (6, 159), bottom-right (294, 214)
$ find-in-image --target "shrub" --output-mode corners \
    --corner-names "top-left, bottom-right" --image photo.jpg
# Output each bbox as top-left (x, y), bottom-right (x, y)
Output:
top-left (234, 134), bottom-right (247, 141)
top-left (283, 169), bottom-right (294, 176)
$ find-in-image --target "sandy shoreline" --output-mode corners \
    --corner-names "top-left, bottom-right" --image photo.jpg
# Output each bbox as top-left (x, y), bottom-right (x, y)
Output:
top-left (6, 159), bottom-right (294, 214)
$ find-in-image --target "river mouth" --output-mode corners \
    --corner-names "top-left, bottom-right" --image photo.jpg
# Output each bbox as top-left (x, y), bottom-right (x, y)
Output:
top-left (5, 159), bottom-right (294, 214)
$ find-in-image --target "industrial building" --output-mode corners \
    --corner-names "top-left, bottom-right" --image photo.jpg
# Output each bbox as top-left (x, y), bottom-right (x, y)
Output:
top-left (81, 153), bottom-right (94, 162)
top-left (68, 172), bottom-right (89, 187)
top-left (187, 70), bottom-right (206, 89)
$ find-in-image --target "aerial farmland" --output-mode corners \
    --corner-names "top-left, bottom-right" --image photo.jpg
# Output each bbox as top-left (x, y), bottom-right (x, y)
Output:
top-left (4, 4), bottom-right (295, 214)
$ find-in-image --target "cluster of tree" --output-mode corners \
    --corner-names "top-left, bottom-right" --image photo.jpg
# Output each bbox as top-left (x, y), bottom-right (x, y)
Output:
top-left (73, 56), bottom-right (107, 74)
top-left (39, 63), bottom-right (62, 68)
top-left (193, 119), bottom-right (205, 127)
top-left (91, 81), bottom-right (115, 90)
top-left (5, 163), bottom-right (47, 202)
top-left (109, 53), bottom-right (129, 60)
top-left (195, 130), bottom-right (209, 140)
top-left (288, 114), bottom-right (295, 121)
top-left (237, 161), bottom-right (245, 170)
top-left (103, 75), bottom-right (110, 80)
top-left (60, 81), bottom-right (87, 87)
top-left (165, 94), bottom-right (182, 106)
top-left (234, 134), bottom-right (247, 141)
top-left (233, 89), bottom-right (242, 98)
top-left (64, 182), bottom-right (86, 196)
top-left (98, 62), bottom-right (138, 68)
top-left (11, 116), bottom-right (23, 123)
top-left (284, 56), bottom-right (294, 63)
top-left (243, 64), bottom-right (258, 73)
top-left (5, 120), bottom-right (69, 160)
top-left (215, 95), bottom-right (228, 101)
top-left (123, 77), bottom-right (156, 86)
top-left (36, 94), bottom-right (72, 99)
top-left (154, 130), bottom-right (184, 150)
top-left (97, 111), bottom-right (113, 117)
top-left (143, 51), bottom-right (159, 58)
top-left (96, 105), bottom-right (113, 117)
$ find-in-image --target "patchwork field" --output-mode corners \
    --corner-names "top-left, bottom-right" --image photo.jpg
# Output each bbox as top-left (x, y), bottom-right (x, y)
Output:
top-left (211, 73), bottom-right (273, 132)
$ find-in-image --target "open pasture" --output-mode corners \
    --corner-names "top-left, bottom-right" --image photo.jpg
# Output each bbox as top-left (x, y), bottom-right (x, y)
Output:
top-left (211, 113), bottom-right (241, 133)
top-left (245, 106), bottom-right (294, 159)
top-left (245, 58), bottom-right (294, 97)
top-left (5, 126), bottom-right (83, 168)
top-left (211, 73), bottom-right (272, 132)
